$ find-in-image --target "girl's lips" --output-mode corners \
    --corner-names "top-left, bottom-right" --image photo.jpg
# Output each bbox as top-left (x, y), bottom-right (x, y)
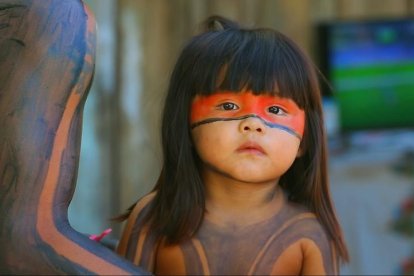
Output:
top-left (236, 141), bottom-right (265, 155)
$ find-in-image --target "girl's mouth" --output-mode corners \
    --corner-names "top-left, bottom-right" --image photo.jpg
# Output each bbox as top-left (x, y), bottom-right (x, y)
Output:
top-left (236, 141), bottom-right (265, 155)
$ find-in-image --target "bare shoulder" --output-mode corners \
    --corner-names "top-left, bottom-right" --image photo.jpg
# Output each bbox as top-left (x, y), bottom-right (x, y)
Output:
top-left (300, 238), bottom-right (333, 275)
top-left (116, 192), bottom-right (158, 270)
top-left (268, 202), bottom-right (338, 275)
top-left (154, 239), bottom-right (187, 275)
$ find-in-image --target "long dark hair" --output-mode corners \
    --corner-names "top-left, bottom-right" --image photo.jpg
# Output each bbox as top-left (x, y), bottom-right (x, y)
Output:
top-left (135, 16), bottom-right (348, 262)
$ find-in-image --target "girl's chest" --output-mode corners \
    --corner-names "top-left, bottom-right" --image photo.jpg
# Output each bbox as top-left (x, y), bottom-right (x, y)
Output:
top-left (155, 220), bottom-right (304, 275)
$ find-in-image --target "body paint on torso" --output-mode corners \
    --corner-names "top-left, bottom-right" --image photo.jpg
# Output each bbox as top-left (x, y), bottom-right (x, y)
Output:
top-left (120, 192), bottom-right (338, 275)
top-left (190, 91), bottom-right (305, 139)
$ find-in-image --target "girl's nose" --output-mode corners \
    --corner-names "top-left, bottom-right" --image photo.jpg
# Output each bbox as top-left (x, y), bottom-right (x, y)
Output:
top-left (239, 116), bottom-right (266, 134)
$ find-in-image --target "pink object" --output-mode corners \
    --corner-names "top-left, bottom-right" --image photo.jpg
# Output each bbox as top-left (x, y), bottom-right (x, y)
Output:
top-left (89, 228), bottom-right (112, 242)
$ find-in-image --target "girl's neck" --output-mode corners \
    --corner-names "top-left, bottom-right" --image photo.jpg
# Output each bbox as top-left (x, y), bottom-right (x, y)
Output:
top-left (203, 170), bottom-right (285, 228)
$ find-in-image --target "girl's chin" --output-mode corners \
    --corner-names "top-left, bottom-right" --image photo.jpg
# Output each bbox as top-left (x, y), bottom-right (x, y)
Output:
top-left (223, 172), bottom-right (280, 185)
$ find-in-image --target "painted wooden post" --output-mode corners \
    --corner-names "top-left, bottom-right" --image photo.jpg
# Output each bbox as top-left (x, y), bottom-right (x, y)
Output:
top-left (0, 0), bottom-right (149, 274)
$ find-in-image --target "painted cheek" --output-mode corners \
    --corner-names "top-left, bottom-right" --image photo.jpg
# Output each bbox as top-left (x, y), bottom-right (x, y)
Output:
top-left (290, 111), bottom-right (305, 137)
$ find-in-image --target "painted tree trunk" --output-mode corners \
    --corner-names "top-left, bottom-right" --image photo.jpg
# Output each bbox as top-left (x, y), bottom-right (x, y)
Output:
top-left (0, 0), bottom-right (148, 274)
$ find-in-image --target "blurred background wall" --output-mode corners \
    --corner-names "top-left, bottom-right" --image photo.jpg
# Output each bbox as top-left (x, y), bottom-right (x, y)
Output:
top-left (68, 0), bottom-right (414, 274)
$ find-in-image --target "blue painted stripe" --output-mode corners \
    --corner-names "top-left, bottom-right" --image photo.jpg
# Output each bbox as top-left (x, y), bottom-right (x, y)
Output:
top-left (191, 114), bottom-right (302, 139)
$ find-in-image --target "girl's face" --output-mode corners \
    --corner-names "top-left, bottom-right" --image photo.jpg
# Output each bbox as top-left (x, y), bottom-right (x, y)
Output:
top-left (190, 90), bottom-right (305, 184)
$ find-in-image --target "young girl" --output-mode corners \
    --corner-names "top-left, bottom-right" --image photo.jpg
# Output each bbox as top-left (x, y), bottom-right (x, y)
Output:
top-left (116, 16), bottom-right (349, 275)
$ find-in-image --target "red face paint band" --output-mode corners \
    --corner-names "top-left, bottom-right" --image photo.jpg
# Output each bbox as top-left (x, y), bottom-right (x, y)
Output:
top-left (190, 91), bottom-right (305, 139)
top-left (190, 114), bottom-right (302, 139)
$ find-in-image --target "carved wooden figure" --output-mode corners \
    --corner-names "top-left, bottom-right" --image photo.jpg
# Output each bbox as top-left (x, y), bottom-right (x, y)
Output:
top-left (0, 0), bottom-right (148, 274)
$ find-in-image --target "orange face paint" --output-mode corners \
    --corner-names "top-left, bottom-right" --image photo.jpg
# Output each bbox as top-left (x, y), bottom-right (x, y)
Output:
top-left (190, 91), bottom-right (305, 139)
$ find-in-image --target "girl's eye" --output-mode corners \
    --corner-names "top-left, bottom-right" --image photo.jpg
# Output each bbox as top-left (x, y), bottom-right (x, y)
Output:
top-left (268, 106), bottom-right (286, 115)
top-left (218, 102), bottom-right (239, 110)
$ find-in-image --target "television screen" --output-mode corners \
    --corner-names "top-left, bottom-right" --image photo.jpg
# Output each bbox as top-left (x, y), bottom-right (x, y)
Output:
top-left (317, 19), bottom-right (414, 131)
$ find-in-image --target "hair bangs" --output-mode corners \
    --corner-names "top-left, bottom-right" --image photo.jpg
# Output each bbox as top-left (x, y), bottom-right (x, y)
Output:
top-left (188, 29), bottom-right (310, 109)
